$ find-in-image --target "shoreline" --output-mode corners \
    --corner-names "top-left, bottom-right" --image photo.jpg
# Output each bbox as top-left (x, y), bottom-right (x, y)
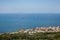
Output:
top-left (0, 26), bottom-right (60, 35)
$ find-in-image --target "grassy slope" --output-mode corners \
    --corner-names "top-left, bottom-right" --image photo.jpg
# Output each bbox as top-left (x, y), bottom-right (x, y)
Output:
top-left (0, 32), bottom-right (60, 40)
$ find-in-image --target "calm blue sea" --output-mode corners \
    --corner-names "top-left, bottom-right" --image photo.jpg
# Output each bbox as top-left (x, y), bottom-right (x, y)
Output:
top-left (0, 13), bottom-right (60, 33)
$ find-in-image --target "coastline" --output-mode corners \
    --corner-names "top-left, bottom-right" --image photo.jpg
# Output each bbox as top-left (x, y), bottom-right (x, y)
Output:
top-left (0, 26), bottom-right (60, 40)
top-left (0, 26), bottom-right (60, 35)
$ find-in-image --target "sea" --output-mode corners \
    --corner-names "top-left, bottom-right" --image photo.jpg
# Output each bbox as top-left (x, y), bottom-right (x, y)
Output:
top-left (0, 13), bottom-right (60, 33)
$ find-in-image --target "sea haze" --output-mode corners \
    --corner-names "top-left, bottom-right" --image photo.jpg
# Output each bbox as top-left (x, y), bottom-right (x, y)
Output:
top-left (0, 13), bottom-right (60, 33)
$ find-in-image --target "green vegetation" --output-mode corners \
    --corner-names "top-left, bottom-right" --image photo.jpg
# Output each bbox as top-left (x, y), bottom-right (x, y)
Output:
top-left (0, 32), bottom-right (60, 40)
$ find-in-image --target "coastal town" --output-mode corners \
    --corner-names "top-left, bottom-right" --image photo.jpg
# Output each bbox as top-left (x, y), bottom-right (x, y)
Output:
top-left (0, 26), bottom-right (60, 35)
top-left (8, 26), bottom-right (60, 34)
top-left (0, 26), bottom-right (60, 40)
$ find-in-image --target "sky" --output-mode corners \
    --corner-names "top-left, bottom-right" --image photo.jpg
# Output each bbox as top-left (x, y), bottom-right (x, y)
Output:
top-left (0, 0), bottom-right (60, 13)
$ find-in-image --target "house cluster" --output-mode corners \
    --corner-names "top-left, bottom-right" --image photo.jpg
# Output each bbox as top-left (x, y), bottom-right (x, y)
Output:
top-left (5, 26), bottom-right (60, 34)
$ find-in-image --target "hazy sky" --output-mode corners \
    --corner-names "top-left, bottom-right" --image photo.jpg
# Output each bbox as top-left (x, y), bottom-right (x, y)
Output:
top-left (0, 0), bottom-right (60, 13)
